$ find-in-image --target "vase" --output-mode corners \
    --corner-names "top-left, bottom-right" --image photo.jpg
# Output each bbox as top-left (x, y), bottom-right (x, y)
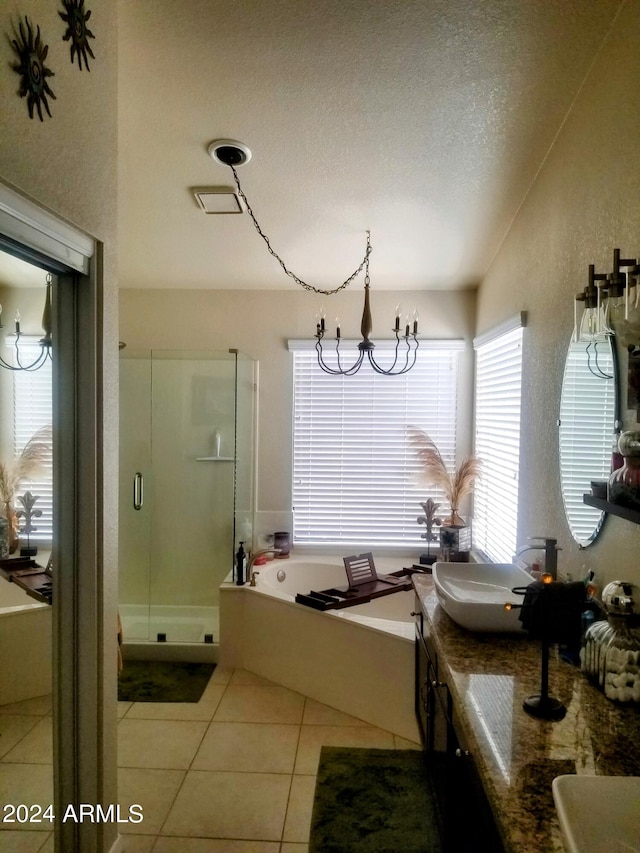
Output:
top-left (608, 431), bottom-right (640, 510)
top-left (2, 502), bottom-right (19, 554)
top-left (445, 509), bottom-right (466, 527)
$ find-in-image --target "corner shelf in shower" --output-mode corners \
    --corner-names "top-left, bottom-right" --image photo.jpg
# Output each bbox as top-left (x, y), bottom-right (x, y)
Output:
top-left (583, 493), bottom-right (640, 525)
top-left (196, 456), bottom-right (235, 462)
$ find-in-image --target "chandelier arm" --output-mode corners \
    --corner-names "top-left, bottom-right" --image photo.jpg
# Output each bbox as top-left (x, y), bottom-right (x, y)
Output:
top-left (315, 339), bottom-right (365, 375)
top-left (368, 338), bottom-right (419, 375)
top-left (0, 336), bottom-right (49, 372)
top-left (229, 165), bottom-right (370, 296)
top-left (14, 336), bottom-right (47, 372)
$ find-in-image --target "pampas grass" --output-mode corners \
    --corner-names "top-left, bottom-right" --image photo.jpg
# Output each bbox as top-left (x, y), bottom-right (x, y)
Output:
top-left (0, 424), bottom-right (52, 507)
top-left (407, 426), bottom-right (481, 514)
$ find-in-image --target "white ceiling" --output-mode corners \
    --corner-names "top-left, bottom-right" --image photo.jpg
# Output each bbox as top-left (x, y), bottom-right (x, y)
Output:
top-left (117, 0), bottom-right (623, 292)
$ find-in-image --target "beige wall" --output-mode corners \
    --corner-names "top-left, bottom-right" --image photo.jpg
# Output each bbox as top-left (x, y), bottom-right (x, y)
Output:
top-left (477, 0), bottom-right (640, 588)
top-left (119, 287), bottom-right (477, 515)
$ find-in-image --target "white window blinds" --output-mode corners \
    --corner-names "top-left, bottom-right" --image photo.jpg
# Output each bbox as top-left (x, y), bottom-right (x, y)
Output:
top-left (290, 341), bottom-right (463, 547)
top-left (11, 338), bottom-right (53, 542)
top-left (473, 316), bottom-right (525, 563)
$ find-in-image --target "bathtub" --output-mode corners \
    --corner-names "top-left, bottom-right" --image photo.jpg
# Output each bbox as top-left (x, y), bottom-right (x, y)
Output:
top-left (219, 554), bottom-right (420, 741)
top-left (0, 576), bottom-right (52, 706)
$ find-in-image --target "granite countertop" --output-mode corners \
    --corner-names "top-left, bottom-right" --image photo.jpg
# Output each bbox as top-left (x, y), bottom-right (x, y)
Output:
top-left (412, 574), bottom-right (640, 853)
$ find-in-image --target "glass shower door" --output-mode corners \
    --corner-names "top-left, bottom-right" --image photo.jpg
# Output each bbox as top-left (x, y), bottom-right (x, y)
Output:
top-left (118, 350), bottom-right (153, 640)
top-left (119, 348), bottom-right (256, 648)
top-left (147, 350), bottom-right (237, 643)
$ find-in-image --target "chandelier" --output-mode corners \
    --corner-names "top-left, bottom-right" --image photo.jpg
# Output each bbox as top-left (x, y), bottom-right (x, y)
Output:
top-left (0, 273), bottom-right (52, 372)
top-left (208, 139), bottom-right (419, 376)
top-left (314, 232), bottom-right (419, 375)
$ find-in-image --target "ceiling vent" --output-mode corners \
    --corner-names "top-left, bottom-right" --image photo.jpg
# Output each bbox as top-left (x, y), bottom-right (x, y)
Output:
top-left (192, 187), bottom-right (243, 214)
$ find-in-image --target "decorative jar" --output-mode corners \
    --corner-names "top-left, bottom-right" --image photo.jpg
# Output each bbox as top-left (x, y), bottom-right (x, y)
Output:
top-left (581, 581), bottom-right (640, 703)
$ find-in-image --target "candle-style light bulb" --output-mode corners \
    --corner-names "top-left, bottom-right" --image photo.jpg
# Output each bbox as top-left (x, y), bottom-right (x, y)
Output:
top-left (0, 303), bottom-right (3, 328)
top-left (405, 314), bottom-right (410, 338)
top-left (15, 310), bottom-right (21, 335)
top-left (412, 308), bottom-right (419, 335)
top-left (319, 305), bottom-right (326, 332)
top-left (394, 304), bottom-right (401, 332)
top-left (335, 317), bottom-right (341, 339)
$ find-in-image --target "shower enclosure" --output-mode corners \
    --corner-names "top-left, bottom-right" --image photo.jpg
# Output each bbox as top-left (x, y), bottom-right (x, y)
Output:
top-left (118, 348), bottom-right (256, 660)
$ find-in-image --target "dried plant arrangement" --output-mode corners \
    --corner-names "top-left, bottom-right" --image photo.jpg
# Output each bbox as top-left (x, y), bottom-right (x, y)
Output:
top-left (0, 424), bottom-right (52, 507)
top-left (407, 426), bottom-right (481, 525)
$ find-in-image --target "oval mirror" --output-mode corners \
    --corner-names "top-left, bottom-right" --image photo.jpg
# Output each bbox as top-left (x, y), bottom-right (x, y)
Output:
top-left (558, 336), bottom-right (618, 546)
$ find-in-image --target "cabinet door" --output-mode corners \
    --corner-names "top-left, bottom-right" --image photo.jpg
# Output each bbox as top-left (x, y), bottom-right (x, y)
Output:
top-left (415, 631), bottom-right (430, 747)
top-left (446, 709), bottom-right (504, 853)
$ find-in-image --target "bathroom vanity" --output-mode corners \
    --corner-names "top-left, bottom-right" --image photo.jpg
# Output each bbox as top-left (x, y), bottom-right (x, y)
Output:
top-left (412, 574), bottom-right (640, 853)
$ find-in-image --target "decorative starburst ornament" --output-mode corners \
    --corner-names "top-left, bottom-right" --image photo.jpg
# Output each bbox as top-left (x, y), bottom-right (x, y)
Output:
top-left (11, 17), bottom-right (56, 121)
top-left (59, 0), bottom-right (95, 71)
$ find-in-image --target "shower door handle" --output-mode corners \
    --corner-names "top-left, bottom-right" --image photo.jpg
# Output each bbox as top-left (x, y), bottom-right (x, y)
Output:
top-left (133, 472), bottom-right (144, 511)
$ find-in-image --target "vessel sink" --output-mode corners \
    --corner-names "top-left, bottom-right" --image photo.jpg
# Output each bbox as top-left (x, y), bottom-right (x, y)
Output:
top-left (432, 561), bottom-right (533, 632)
top-left (552, 774), bottom-right (640, 853)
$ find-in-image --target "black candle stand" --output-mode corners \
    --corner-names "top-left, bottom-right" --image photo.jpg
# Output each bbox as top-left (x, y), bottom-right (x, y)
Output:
top-left (523, 637), bottom-right (566, 721)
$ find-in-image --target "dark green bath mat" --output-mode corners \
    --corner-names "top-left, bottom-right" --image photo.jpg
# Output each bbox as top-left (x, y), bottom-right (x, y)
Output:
top-left (117, 660), bottom-right (215, 703)
top-left (309, 747), bottom-right (442, 853)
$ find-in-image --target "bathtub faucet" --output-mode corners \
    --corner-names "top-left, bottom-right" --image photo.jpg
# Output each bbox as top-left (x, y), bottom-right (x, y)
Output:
top-left (247, 549), bottom-right (283, 586)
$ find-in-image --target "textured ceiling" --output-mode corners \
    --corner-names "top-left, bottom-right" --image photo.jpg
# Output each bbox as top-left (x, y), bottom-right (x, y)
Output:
top-left (117, 0), bottom-right (621, 292)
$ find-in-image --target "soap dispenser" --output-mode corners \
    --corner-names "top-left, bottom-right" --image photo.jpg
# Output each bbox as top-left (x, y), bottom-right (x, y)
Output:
top-left (235, 541), bottom-right (246, 586)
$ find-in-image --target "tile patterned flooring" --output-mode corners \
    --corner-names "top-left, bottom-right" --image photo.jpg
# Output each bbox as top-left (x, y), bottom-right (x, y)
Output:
top-left (0, 667), bottom-right (420, 852)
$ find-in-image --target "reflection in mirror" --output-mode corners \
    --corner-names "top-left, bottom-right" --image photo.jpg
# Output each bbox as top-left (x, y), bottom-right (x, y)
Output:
top-left (559, 336), bottom-right (618, 546)
top-left (0, 250), bottom-right (54, 822)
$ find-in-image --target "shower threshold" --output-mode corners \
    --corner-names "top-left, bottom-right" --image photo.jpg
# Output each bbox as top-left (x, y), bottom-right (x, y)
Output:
top-left (119, 603), bottom-right (219, 663)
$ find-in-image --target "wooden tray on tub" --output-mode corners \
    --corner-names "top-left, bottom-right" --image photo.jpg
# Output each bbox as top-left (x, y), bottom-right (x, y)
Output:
top-left (294, 552), bottom-right (414, 611)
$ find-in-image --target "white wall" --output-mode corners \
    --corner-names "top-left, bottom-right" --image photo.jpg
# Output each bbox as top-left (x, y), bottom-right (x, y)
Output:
top-left (477, 0), bottom-right (640, 589)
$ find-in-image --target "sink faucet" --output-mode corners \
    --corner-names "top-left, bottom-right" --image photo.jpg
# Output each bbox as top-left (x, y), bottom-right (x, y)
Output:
top-left (247, 549), bottom-right (283, 586)
top-left (515, 537), bottom-right (561, 580)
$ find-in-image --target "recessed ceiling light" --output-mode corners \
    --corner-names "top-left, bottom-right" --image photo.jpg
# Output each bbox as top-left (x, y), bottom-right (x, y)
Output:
top-left (192, 187), bottom-right (243, 214)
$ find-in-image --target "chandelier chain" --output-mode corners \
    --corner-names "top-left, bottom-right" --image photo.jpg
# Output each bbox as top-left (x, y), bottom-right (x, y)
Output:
top-left (229, 165), bottom-right (370, 295)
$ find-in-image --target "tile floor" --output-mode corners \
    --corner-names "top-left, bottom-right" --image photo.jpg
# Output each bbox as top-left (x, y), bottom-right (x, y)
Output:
top-left (0, 667), bottom-right (420, 852)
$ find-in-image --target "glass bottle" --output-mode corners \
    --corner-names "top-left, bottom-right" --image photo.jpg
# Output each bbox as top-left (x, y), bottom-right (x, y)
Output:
top-left (608, 430), bottom-right (640, 509)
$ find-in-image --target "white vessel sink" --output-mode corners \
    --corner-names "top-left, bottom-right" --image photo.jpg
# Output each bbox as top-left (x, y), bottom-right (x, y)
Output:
top-left (552, 774), bottom-right (640, 853)
top-left (432, 561), bottom-right (534, 632)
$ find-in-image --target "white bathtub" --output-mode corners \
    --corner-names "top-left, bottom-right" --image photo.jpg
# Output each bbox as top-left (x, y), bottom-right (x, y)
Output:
top-left (0, 576), bottom-right (52, 706)
top-left (219, 554), bottom-right (419, 741)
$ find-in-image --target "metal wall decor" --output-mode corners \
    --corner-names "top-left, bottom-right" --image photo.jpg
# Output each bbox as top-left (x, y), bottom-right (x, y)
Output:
top-left (59, 0), bottom-right (95, 71)
top-left (11, 17), bottom-right (56, 121)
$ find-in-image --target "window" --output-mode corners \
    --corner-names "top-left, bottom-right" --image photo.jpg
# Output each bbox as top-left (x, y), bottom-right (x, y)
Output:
top-left (472, 315), bottom-right (525, 563)
top-left (10, 337), bottom-right (53, 542)
top-left (290, 340), bottom-right (464, 547)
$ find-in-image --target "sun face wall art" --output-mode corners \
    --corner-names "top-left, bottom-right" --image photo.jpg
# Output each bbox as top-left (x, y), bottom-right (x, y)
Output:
top-left (9, 3), bottom-right (96, 122)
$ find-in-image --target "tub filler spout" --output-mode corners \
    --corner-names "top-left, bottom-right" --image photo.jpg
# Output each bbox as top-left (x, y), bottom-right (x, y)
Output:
top-left (247, 549), bottom-right (283, 586)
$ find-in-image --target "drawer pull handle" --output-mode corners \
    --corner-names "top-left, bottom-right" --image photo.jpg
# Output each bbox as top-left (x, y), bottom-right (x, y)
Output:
top-left (431, 679), bottom-right (444, 688)
top-left (455, 748), bottom-right (470, 759)
top-left (410, 611), bottom-right (419, 616)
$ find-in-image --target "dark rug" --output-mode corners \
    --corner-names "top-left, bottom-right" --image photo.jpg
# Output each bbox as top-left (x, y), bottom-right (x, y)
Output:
top-left (117, 660), bottom-right (216, 703)
top-left (309, 747), bottom-right (442, 853)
